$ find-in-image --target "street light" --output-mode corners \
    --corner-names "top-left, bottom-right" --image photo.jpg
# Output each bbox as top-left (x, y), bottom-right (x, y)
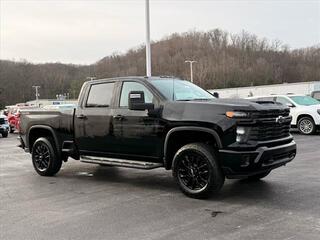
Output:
top-left (185, 60), bottom-right (197, 83)
top-left (145, 0), bottom-right (151, 77)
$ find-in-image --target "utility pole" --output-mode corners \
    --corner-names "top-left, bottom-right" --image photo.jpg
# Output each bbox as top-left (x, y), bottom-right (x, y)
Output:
top-left (145, 0), bottom-right (151, 77)
top-left (32, 86), bottom-right (40, 107)
top-left (185, 60), bottom-right (197, 83)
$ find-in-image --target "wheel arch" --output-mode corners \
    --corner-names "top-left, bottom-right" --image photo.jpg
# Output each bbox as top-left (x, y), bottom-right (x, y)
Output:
top-left (297, 114), bottom-right (315, 124)
top-left (163, 126), bottom-right (222, 170)
top-left (27, 125), bottom-right (60, 154)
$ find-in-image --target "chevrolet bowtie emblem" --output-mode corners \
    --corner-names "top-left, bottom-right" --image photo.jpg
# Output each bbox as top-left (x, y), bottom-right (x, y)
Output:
top-left (275, 116), bottom-right (285, 124)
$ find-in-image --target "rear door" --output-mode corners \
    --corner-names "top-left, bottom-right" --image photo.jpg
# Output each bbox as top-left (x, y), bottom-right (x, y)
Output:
top-left (74, 81), bottom-right (120, 155)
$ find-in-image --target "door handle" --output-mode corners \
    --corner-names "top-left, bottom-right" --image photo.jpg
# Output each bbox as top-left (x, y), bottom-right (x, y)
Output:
top-left (113, 115), bottom-right (124, 121)
top-left (77, 114), bottom-right (87, 119)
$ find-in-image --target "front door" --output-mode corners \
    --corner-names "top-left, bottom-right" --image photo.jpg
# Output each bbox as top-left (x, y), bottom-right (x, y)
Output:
top-left (113, 81), bottom-right (164, 160)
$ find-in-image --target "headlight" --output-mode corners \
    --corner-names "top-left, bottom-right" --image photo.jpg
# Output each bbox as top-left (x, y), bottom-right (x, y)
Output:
top-left (226, 111), bottom-right (249, 118)
top-left (236, 126), bottom-right (250, 143)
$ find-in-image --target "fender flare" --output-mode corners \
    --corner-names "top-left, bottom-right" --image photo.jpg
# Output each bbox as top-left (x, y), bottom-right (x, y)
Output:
top-left (27, 125), bottom-right (60, 153)
top-left (163, 126), bottom-right (222, 169)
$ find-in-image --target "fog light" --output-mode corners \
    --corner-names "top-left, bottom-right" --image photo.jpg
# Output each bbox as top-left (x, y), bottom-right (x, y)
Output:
top-left (240, 155), bottom-right (251, 167)
top-left (236, 126), bottom-right (249, 143)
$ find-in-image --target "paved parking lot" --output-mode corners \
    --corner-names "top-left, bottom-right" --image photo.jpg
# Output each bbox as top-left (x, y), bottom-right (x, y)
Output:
top-left (0, 133), bottom-right (320, 240)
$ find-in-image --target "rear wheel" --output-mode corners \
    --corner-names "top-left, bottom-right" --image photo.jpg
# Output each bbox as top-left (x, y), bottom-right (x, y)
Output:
top-left (9, 126), bottom-right (14, 133)
top-left (247, 170), bottom-right (271, 181)
top-left (32, 137), bottom-right (62, 176)
top-left (298, 117), bottom-right (315, 135)
top-left (172, 143), bottom-right (225, 199)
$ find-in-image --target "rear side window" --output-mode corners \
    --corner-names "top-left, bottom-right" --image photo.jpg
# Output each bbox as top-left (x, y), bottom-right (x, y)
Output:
top-left (86, 82), bottom-right (115, 107)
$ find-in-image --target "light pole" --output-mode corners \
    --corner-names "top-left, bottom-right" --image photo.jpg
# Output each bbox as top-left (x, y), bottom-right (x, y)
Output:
top-left (145, 0), bottom-right (151, 77)
top-left (185, 60), bottom-right (197, 83)
top-left (32, 86), bottom-right (40, 107)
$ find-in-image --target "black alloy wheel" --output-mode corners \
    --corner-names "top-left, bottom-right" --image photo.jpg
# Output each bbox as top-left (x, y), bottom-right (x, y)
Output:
top-left (33, 142), bottom-right (51, 172)
top-left (32, 137), bottom-right (62, 176)
top-left (173, 143), bottom-right (225, 199)
top-left (177, 152), bottom-right (210, 192)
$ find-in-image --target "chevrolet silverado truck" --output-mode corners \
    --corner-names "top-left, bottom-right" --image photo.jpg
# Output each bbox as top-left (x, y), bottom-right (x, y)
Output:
top-left (19, 77), bottom-right (297, 198)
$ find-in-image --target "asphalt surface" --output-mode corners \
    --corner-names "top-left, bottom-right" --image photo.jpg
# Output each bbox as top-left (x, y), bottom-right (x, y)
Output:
top-left (0, 133), bottom-right (320, 240)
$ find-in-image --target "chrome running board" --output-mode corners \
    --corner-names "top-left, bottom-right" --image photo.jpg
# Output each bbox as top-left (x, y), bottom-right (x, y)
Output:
top-left (80, 155), bottom-right (163, 170)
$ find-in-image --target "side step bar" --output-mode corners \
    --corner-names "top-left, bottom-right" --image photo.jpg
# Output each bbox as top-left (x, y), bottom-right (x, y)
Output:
top-left (80, 155), bottom-right (163, 170)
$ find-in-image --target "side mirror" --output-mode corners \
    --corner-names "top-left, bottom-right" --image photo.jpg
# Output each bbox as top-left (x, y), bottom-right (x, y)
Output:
top-left (128, 91), bottom-right (154, 111)
top-left (286, 103), bottom-right (295, 108)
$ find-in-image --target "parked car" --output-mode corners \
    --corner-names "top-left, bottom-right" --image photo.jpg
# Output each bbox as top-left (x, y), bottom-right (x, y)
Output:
top-left (7, 105), bottom-right (38, 133)
top-left (311, 91), bottom-right (320, 101)
top-left (18, 77), bottom-right (296, 198)
top-left (7, 109), bottom-right (17, 133)
top-left (0, 115), bottom-right (10, 138)
top-left (248, 94), bottom-right (320, 135)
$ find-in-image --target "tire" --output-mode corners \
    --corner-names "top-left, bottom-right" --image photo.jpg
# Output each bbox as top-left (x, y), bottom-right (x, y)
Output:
top-left (172, 143), bottom-right (225, 199)
top-left (297, 116), bottom-right (316, 135)
top-left (247, 170), bottom-right (271, 181)
top-left (2, 132), bottom-right (8, 138)
top-left (32, 137), bottom-right (62, 176)
top-left (9, 127), bottom-right (14, 133)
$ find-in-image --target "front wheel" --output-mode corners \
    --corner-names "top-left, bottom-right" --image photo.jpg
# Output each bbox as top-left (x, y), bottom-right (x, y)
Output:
top-left (298, 117), bottom-right (316, 135)
top-left (32, 137), bottom-right (62, 176)
top-left (172, 143), bottom-right (225, 199)
top-left (2, 132), bottom-right (8, 138)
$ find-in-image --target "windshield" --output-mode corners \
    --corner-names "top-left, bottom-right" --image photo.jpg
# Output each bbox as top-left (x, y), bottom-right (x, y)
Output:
top-left (150, 79), bottom-right (214, 101)
top-left (289, 96), bottom-right (320, 106)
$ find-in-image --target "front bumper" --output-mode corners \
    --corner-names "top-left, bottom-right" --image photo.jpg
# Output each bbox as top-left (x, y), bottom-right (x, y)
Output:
top-left (219, 140), bottom-right (296, 178)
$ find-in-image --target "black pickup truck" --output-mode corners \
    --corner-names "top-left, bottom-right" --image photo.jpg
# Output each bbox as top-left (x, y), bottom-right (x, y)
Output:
top-left (19, 77), bottom-right (297, 198)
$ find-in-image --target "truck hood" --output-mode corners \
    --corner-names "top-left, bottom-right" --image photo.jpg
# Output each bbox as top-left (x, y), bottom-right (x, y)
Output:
top-left (162, 98), bottom-right (288, 130)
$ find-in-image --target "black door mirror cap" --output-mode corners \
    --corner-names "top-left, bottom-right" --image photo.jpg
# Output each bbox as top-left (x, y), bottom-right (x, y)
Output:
top-left (128, 91), bottom-right (154, 111)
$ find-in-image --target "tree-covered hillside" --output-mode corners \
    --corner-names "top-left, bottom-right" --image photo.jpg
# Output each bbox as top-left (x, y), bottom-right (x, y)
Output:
top-left (0, 29), bottom-right (319, 107)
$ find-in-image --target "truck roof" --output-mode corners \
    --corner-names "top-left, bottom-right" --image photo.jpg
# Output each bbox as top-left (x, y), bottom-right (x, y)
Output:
top-left (87, 76), bottom-right (179, 84)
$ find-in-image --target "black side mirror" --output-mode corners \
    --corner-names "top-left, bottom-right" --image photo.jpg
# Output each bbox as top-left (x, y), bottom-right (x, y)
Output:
top-left (128, 91), bottom-right (154, 111)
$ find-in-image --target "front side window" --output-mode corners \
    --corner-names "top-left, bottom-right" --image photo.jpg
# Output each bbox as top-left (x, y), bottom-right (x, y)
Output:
top-left (86, 82), bottom-right (115, 107)
top-left (120, 81), bottom-right (154, 107)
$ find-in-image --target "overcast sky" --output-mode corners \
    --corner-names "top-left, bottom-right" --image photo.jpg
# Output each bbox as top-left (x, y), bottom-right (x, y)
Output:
top-left (1, 0), bottom-right (319, 64)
